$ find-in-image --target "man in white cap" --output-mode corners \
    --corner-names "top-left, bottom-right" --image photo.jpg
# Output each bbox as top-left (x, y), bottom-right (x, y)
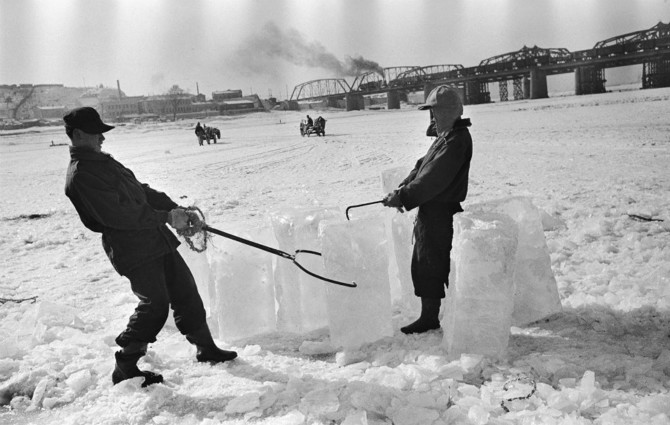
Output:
top-left (382, 86), bottom-right (473, 334)
top-left (63, 107), bottom-right (237, 387)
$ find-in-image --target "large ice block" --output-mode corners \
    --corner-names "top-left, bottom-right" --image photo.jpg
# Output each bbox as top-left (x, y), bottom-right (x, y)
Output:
top-left (177, 243), bottom-right (213, 315)
top-left (389, 211), bottom-right (419, 309)
top-left (381, 166), bottom-right (412, 194)
top-left (320, 218), bottom-right (394, 349)
top-left (208, 226), bottom-right (276, 341)
top-left (469, 197), bottom-right (562, 326)
top-left (271, 207), bottom-right (341, 333)
top-left (442, 212), bottom-right (518, 359)
top-left (380, 166), bottom-right (419, 310)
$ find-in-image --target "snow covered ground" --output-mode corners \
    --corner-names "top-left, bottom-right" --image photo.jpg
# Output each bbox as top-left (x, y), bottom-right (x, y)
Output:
top-left (1, 88), bottom-right (669, 424)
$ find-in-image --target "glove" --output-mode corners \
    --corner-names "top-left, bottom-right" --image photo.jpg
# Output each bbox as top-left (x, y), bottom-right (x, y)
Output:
top-left (185, 210), bottom-right (203, 228)
top-left (167, 208), bottom-right (189, 230)
top-left (382, 191), bottom-right (404, 213)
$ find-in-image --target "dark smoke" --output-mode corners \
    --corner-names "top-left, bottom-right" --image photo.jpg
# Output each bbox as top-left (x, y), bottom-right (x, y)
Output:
top-left (231, 22), bottom-right (383, 77)
top-left (344, 55), bottom-right (384, 76)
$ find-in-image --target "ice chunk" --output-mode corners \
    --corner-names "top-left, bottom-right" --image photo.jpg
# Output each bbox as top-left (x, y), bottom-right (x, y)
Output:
top-left (336, 350), bottom-right (368, 366)
top-left (299, 340), bottom-right (337, 355)
top-left (390, 405), bottom-right (440, 425)
top-left (341, 410), bottom-right (368, 425)
top-left (271, 207), bottom-right (340, 333)
top-left (299, 388), bottom-right (340, 417)
top-left (65, 369), bottom-right (93, 395)
top-left (35, 301), bottom-right (86, 330)
top-left (274, 410), bottom-right (306, 425)
top-left (208, 226), bottom-right (276, 341)
top-left (442, 212), bottom-right (518, 359)
top-left (320, 218), bottom-right (394, 349)
top-left (225, 392), bottom-right (261, 414)
top-left (469, 197), bottom-right (562, 326)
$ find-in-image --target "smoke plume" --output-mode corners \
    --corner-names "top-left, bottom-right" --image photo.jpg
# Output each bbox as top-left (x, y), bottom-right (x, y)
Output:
top-left (231, 22), bottom-right (383, 77)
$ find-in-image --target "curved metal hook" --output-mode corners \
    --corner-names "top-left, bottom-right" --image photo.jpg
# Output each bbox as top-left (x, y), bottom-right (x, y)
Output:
top-left (345, 200), bottom-right (384, 220)
top-left (203, 225), bottom-right (356, 288)
top-left (293, 250), bottom-right (357, 288)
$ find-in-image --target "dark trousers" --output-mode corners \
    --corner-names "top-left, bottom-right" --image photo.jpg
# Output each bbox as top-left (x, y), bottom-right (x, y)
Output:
top-left (410, 203), bottom-right (462, 299)
top-left (115, 251), bottom-right (207, 347)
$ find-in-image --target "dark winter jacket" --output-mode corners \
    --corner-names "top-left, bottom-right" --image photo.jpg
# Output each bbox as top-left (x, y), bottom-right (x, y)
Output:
top-left (401, 118), bottom-right (472, 295)
top-left (398, 118), bottom-right (472, 211)
top-left (65, 147), bottom-right (180, 275)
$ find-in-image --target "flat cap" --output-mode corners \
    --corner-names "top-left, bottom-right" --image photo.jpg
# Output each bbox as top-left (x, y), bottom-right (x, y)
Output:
top-left (418, 86), bottom-right (463, 116)
top-left (63, 107), bottom-right (114, 134)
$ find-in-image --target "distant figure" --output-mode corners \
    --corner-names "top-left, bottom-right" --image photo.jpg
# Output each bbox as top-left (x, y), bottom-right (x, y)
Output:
top-left (195, 122), bottom-right (205, 146)
top-left (306, 115), bottom-right (313, 128)
top-left (382, 86), bottom-right (473, 334)
top-left (63, 107), bottom-right (237, 387)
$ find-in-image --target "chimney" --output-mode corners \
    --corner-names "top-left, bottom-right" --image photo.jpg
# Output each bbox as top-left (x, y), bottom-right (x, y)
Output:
top-left (196, 82), bottom-right (200, 95)
top-left (117, 80), bottom-right (122, 99)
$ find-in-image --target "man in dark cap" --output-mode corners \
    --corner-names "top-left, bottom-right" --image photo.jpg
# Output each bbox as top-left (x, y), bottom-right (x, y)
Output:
top-left (195, 121), bottom-right (205, 145)
top-left (382, 86), bottom-right (473, 334)
top-left (63, 107), bottom-right (237, 387)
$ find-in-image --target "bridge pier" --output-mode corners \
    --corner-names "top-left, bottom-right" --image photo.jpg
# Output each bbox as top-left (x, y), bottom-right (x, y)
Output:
top-left (513, 77), bottom-right (525, 100)
top-left (423, 83), bottom-right (436, 100)
top-left (281, 100), bottom-right (299, 111)
top-left (345, 93), bottom-right (364, 111)
top-left (530, 67), bottom-right (548, 99)
top-left (575, 66), bottom-right (606, 95)
top-left (327, 97), bottom-right (340, 108)
top-left (465, 81), bottom-right (490, 105)
top-left (523, 76), bottom-right (530, 99)
top-left (498, 81), bottom-right (508, 102)
top-left (387, 90), bottom-right (400, 109)
top-left (642, 56), bottom-right (670, 89)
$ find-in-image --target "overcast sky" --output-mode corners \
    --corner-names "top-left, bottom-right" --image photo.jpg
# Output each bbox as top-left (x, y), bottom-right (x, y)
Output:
top-left (1, 0), bottom-right (668, 99)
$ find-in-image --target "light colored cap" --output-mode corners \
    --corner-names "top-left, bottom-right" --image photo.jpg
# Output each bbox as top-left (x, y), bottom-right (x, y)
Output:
top-left (418, 86), bottom-right (463, 115)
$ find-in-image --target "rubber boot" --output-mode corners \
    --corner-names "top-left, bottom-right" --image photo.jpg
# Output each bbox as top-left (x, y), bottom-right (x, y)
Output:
top-left (186, 326), bottom-right (238, 363)
top-left (111, 342), bottom-right (163, 387)
top-left (400, 297), bottom-right (441, 334)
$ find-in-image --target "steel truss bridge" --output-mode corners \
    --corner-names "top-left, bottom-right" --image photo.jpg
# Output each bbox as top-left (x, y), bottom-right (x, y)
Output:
top-left (289, 22), bottom-right (670, 106)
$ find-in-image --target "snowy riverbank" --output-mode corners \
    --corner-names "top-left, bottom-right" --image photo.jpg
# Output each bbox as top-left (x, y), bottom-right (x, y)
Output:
top-left (1, 88), bottom-right (669, 424)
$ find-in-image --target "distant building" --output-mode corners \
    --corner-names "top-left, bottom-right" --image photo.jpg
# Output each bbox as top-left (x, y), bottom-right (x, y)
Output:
top-left (212, 90), bottom-right (243, 101)
top-left (217, 94), bottom-right (265, 113)
top-left (33, 106), bottom-right (67, 119)
top-left (100, 96), bottom-right (144, 120)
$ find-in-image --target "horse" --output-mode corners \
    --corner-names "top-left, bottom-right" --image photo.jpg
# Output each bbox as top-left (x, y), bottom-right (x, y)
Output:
top-left (203, 126), bottom-right (220, 144)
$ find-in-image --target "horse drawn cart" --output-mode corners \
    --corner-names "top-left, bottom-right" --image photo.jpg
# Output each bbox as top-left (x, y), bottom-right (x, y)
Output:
top-left (300, 116), bottom-right (326, 137)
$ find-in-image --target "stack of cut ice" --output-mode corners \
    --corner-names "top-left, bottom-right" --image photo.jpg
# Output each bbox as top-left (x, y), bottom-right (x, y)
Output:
top-left (207, 226), bottom-right (277, 340)
top-left (271, 207), bottom-right (341, 333)
top-left (468, 197), bottom-right (562, 326)
top-left (320, 218), bottom-right (394, 349)
top-left (442, 212), bottom-right (518, 358)
top-left (380, 167), bottom-right (418, 309)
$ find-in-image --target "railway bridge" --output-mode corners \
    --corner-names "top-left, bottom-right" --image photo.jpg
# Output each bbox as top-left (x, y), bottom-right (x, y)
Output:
top-left (288, 22), bottom-right (670, 110)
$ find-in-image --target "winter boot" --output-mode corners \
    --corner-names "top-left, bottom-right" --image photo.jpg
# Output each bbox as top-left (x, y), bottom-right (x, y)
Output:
top-left (111, 342), bottom-right (163, 387)
top-left (186, 326), bottom-right (238, 364)
top-left (400, 297), bottom-right (442, 334)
